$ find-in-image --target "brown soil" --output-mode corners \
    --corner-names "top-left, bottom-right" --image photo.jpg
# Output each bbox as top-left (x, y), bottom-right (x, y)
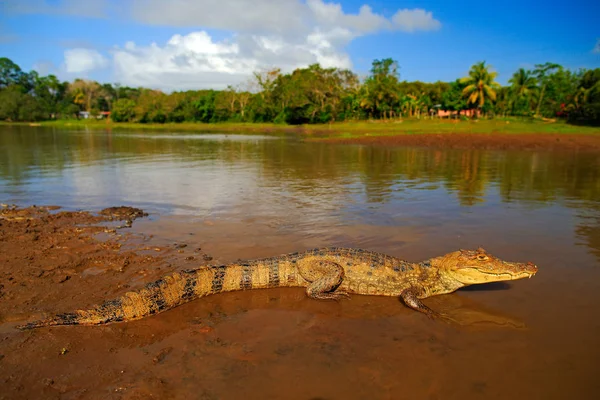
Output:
top-left (0, 205), bottom-right (207, 324)
top-left (316, 133), bottom-right (600, 151)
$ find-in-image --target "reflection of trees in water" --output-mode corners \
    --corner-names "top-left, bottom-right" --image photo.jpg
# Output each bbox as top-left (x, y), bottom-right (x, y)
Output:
top-left (497, 152), bottom-right (600, 205)
top-left (1, 127), bottom-right (599, 209)
top-left (441, 150), bottom-right (488, 206)
top-left (575, 209), bottom-right (600, 262)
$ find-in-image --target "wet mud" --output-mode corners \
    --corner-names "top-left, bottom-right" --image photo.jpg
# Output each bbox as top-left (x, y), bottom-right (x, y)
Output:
top-left (1, 206), bottom-right (599, 399)
top-left (317, 133), bottom-right (600, 151)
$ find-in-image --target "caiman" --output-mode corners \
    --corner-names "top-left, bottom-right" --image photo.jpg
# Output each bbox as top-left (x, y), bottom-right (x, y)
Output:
top-left (17, 247), bottom-right (537, 329)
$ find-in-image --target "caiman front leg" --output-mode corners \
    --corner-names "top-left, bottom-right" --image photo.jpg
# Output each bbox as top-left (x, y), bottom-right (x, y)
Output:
top-left (299, 260), bottom-right (350, 300)
top-left (400, 288), bottom-right (457, 324)
top-left (400, 289), bottom-right (440, 318)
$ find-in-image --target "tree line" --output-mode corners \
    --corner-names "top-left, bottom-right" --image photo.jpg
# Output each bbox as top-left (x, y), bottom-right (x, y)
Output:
top-left (0, 56), bottom-right (599, 125)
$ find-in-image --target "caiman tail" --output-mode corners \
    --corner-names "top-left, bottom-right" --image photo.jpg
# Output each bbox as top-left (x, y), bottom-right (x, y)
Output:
top-left (17, 267), bottom-right (221, 329)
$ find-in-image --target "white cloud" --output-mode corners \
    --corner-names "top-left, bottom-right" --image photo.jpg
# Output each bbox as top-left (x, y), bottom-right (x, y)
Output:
top-left (64, 48), bottom-right (108, 73)
top-left (40, 0), bottom-right (442, 90)
top-left (594, 39), bottom-right (600, 54)
top-left (112, 31), bottom-right (352, 90)
top-left (129, 1), bottom-right (441, 36)
top-left (306, 1), bottom-right (388, 33)
top-left (110, 1), bottom-right (441, 90)
top-left (392, 9), bottom-right (442, 32)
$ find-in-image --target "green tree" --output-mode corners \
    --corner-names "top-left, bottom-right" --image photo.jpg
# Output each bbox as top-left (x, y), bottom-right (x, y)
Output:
top-left (36, 75), bottom-right (68, 117)
top-left (567, 69), bottom-right (600, 125)
top-left (111, 98), bottom-right (136, 122)
top-left (533, 62), bottom-right (561, 117)
top-left (0, 85), bottom-right (46, 121)
top-left (192, 90), bottom-right (217, 123)
top-left (134, 89), bottom-right (169, 123)
top-left (441, 80), bottom-right (468, 117)
top-left (508, 68), bottom-right (537, 115)
top-left (0, 57), bottom-right (24, 88)
top-left (459, 61), bottom-right (500, 114)
top-left (68, 79), bottom-right (101, 113)
top-left (361, 58), bottom-right (401, 119)
top-left (493, 86), bottom-right (511, 117)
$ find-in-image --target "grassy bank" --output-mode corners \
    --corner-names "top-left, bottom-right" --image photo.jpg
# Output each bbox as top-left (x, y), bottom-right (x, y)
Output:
top-left (2, 118), bottom-right (599, 137)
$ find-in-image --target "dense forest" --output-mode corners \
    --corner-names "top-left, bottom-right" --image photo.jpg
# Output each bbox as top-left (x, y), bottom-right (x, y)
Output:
top-left (0, 57), bottom-right (599, 125)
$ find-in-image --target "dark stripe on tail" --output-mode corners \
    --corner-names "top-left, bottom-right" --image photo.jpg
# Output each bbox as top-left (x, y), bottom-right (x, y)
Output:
top-left (211, 265), bottom-right (226, 293)
top-left (145, 279), bottom-right (167, 314)
top-left (95, 299), bottom-right (125, 322)
top-left (241, 263), bottom-right (253, 289)
top-left (182, 273), bottom-right (198, 300)
top-left (269, 261), bottom-right (280, 287)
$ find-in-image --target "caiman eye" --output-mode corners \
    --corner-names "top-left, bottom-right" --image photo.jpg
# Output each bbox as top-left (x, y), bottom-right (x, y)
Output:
top-left (477, 255), bottom-right (489, 261)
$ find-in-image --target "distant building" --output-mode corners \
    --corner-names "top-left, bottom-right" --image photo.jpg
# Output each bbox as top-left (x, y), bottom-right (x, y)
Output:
top-left (78, 111), bottom-right (111, 119)
top-left (434, 109), bottom-right (481, 118)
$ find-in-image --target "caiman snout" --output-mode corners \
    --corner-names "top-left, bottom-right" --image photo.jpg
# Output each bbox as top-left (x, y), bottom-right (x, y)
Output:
top-left (525, 261), bottom-right (538, 274)
top-left (510, 261), bottom-right (538, 279)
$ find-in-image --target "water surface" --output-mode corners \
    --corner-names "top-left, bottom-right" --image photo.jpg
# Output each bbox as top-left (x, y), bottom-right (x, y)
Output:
top-left (1, 126), bottom-right (599, 399)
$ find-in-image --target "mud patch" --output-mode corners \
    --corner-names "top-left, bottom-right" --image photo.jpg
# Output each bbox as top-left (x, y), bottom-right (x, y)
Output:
top-left (315, 133), bottom-right (600, 151)
top-left (0, 205), bottom-right (211, 326)
top-left (99, 206), bottom-right (149, 221)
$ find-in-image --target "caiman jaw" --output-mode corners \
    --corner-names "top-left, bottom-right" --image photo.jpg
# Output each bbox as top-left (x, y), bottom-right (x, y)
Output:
top-left (472, 261), bottom-right (538, 281)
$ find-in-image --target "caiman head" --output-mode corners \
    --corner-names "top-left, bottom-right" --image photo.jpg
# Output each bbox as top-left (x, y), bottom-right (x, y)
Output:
top-left (432, 248), bottom-right (538, 285)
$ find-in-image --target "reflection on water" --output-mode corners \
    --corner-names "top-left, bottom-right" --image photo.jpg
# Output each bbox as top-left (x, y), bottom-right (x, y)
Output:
top-left (1, 126), bottom-right (600, 399)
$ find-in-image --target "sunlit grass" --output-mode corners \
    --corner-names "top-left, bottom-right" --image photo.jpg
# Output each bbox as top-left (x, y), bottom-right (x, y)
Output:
top-left (2, 117), bottom-right (599, 136)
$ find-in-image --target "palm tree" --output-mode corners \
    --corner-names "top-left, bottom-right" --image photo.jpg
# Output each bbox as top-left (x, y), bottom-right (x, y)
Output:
top-left (509, 68), bottom-right (538, 114)
top-left (460, 62), bottom-right (501, 116)
top-left (509, 68), bottom-right (537, 97)
top-left (532, 62), bottom-right (561, 117)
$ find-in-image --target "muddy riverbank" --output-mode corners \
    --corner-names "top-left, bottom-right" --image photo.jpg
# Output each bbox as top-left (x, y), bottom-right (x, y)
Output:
top-left (314, 132), bottom-right (600, 151)
top-left (1, 205), bottom-right (599, 399)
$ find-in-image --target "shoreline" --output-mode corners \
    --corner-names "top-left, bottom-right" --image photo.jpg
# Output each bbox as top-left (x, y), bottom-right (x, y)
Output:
top-left (310, 132), bottom-right (600, 151)
top-left (2, 118), bottom-right (599, 136)
top-left (3, 119), bottom-right (600, 151)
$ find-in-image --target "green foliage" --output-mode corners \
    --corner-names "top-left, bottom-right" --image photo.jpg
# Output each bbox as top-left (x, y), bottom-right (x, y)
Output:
top-left (0, 57), bottom-right (598, 126)
top-left (111, 99), bottom-right (136, 122)
top-left (460, 61), bottom-right (501, 110)
top-left (508, 68), bottom-right (537, 116)
top-left (533, 62), bottom-right (562, 117)
top-left (0, 57), bottom-right (23, 88)
top-left (361, 58), bottom-right (401, 119)
top-left (567, 69), bottom-right (600, 125)
top-left (0, 85), bottom-right (46, 121)
top-left (441, 80), bottom-right (468, 115)
top-left (192, 90), bottom-right (217, 123)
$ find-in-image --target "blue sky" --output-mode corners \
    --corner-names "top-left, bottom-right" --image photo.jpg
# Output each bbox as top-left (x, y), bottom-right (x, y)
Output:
top-left (1, 0), bottom-right (598, 90)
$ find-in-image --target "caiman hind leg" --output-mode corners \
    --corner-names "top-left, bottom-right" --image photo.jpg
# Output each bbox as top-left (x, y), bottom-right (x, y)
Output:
top-left (299, 260), bottom-right (350, 300)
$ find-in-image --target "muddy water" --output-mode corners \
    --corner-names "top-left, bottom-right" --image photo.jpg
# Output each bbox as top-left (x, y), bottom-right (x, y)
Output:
top-left (1, 126), bottom-right (600, 399)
